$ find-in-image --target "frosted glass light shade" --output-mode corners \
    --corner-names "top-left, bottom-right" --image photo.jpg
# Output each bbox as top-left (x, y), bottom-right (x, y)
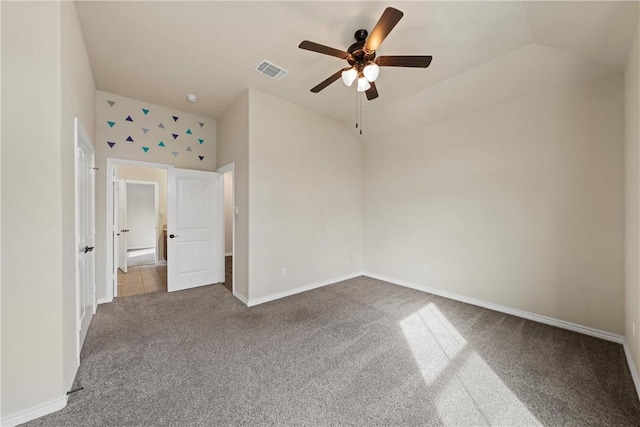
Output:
top-left (363, 63), bottom-right (380, 82)
top-left (356, 77), bottom-right (371, 92)
top-left (341, 68), bottom-right (357, 86)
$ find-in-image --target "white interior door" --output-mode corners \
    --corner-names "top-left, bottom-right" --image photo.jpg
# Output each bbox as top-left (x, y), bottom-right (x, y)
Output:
top-left (167, 168), bottom-right (221, 292)
top-left (75, 118), bottom-right (95, 356)
top-left (117, 179), bottom-right (128, 273)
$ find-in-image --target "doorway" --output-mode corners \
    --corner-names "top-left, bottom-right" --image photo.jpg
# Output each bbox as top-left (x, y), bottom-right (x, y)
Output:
top-left (105, 159), bottom-right (225, 301)
top-left (218, 163), bottom-right (235, 294)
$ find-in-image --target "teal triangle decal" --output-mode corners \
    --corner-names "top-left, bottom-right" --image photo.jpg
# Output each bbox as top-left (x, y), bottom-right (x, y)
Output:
top-left (142, 108), bottom-right (149, 115)
top-left (198, 138), bottom-right (204, 144)
top-left (186, 129), bottom-right (192, 135)
top-left (142, 147), bottom-right (150, 153)
top-left (158, 141), bottom-right (165, 147)
top-left (107, 121), bottom-right (116, 128)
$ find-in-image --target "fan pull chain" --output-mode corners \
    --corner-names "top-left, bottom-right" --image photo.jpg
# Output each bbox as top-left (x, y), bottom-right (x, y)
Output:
top-left (355, 90), bottom-right (359, 130)
top-left (359, 93), bottom-right (363, 135)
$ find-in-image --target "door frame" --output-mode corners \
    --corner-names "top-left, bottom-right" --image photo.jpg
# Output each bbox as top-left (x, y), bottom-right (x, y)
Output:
top-left (217, 163), bottom-right (235, 294)
top-left (74, 117), bottom-right (95, 363)
top-left (105, 158), bottom-right (173, 301)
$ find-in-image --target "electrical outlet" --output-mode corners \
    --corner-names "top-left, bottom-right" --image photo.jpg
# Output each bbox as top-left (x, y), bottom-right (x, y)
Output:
top-left (423, 265), bottom-right (429, 273)
top-left (281, 268), bottom-right (287, 277)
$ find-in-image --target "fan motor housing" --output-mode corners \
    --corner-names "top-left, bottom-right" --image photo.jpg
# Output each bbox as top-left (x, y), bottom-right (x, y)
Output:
top-left (347, 29), bottom-right (376, 68)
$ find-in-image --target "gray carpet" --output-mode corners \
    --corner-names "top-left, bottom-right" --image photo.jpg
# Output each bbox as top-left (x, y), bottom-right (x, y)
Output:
top-left (25, 277), bottom-right (640, 426)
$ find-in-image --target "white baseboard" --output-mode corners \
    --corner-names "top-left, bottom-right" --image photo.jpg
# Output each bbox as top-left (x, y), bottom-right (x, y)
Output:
top-left (247, 272), bottom-right (364, 307)
top-left (233, 290), bottom-right (249, 306)
top-left (97, 297), bottom-right (113, 305)
top-left (362, 272), bottom-right (624, 344)
top-left (623, 340), bottom-right (640, 399)
top-left (225, 252), bottom-right (232, 256)
top-left (1, 395), bottom-right (68, 427)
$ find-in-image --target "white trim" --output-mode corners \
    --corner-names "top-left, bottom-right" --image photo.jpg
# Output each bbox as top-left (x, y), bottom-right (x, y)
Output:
top-left (623, 339), bottom-right (640, 399)
top-left (225, 252), bottom-right (233, 257)
top-left (1, 395), bottom-right (68, 427)
top-left (233, 290), bottom-right (249, 306)
top-left (247, 272), bottom-right (364, 307)
top-left (362, 272), bottom-right (624, 344)
top-left (97, 296), bottom-right (113, 305)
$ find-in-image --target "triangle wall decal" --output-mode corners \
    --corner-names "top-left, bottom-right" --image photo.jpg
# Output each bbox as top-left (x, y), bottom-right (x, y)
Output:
top-left (107, 142), bottom-right (116, 148)
top-left (199, 156), bottom-right (204, 161)
top-left (142, 128), bottom-right (149, 134)
top-left (172, 151), bottom-right (179, 157)
top-left (172, 133), bottom-right (178, 139)
top-left (142, 147), bottom-right (150, 153)
top-left (199, 122), bottom-right (204, 128)
top-left (198, 139), bottom-right (204, 144)
top-left (186, 129), bottom-right (192, 135)
top-left (107, 100), bottom-right (116, 107)
top-left (158, 123), bottom-right (165, 129)
top-left (142, 108), bottom-right (149, 115)
top-left (186, 146), bottom-right (192, 152)
top-left (126, 136), bottom-right (134, 142)
top-left (172, 116), bottom-right (179, 122)
top-left (107, 121), bottom-right (116, 128)
top-left (158, 141), bottom-right (165, 147)
top-left (125, 115), bottom-right (133, 122)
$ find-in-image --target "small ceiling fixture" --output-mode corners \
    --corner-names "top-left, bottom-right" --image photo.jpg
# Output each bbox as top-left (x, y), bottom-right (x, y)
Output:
top-left (186, 94), bottom-right (197, 103)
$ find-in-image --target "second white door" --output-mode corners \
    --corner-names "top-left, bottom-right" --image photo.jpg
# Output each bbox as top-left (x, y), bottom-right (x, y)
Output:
top-left (167, 168), bottom-right (221, 292)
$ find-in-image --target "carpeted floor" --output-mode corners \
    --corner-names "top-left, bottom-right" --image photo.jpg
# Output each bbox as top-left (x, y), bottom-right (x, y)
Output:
top-left (25, 276), bottom-right (640, 426)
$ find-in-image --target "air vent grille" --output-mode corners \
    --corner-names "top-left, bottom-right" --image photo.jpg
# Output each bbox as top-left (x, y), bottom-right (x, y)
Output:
top-left (255, 60), bottom-right (289, 80)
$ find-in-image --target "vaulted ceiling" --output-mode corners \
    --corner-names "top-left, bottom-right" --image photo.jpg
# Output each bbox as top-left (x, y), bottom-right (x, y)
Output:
top-left (76, 1), bottom-right (638, 134)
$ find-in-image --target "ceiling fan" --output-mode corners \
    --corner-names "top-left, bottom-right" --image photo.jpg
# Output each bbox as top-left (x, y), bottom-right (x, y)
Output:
top-left (298, 7), bottom-right (432, 101)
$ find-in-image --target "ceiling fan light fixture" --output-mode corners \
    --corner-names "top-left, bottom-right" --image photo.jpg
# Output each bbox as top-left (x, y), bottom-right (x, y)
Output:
top-left (341, 67), bottom-right (358, 86)
top-left (363, 63), bottom-right (380, 82)
top-left (356, 77), bottom-right (371, 92)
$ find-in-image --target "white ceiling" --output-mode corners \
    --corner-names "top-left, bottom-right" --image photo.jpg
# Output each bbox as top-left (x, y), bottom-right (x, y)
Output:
top-left (75, 1), bottom-right (638, 131)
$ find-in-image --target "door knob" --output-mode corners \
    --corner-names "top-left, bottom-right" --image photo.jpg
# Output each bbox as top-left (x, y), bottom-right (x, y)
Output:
top-left (169, 234), bottom-right (179, 239)
top-left (84, 246), bottom-right (94, 253)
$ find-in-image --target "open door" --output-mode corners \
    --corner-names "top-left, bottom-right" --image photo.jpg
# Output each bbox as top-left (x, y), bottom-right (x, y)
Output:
top-left (167, 168), bottom-right (221, 292)
top-left (117, 179), bottom-right (128, 273)
top-left (75, 118), bottom-right (95, 356)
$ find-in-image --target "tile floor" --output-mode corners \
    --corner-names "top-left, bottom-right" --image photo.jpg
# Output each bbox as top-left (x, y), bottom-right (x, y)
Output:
top-left (117, 263), bottom-right (167, 297)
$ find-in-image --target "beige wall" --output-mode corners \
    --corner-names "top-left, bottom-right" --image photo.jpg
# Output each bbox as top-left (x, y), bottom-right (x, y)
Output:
top-left (248, 90), bottom-right (363, 300)
top-left (1, 1), bottom-right (95, 418)
top-left (95, 91), bottom-right (216, 301)
top-left (216, 91), bottom-right (249, 299)
top-left (625, 23), bottom-right (640, 369)
top-left (61, 0), bottom-right (96, 394)
top-left (364, 74), bottom-right (625, 334)
top-left (117, 165), bottom-right (168, 258)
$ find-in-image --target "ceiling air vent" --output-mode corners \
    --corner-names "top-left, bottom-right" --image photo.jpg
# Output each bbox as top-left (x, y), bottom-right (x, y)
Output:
top-left (255, 60), bottom-right (289, 80)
